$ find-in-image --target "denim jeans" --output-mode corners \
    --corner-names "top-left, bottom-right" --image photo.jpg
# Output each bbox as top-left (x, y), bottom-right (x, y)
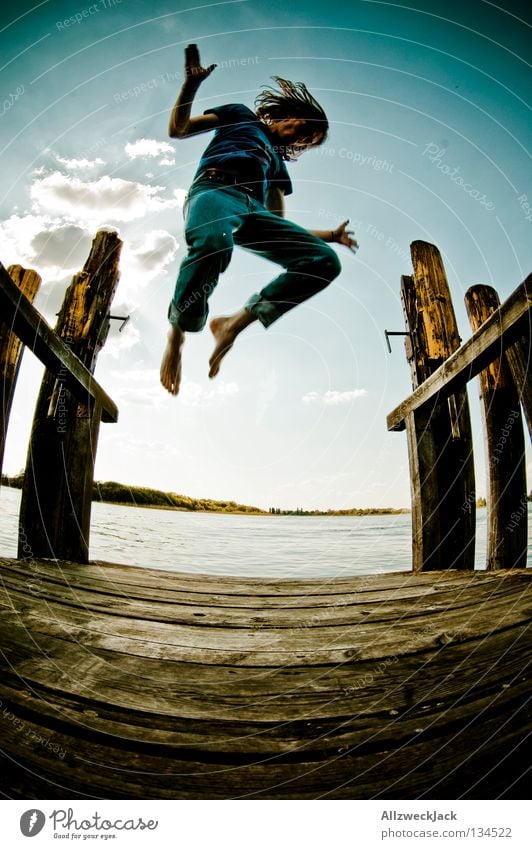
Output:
top-left (168, 181), bottom-right (341, 332)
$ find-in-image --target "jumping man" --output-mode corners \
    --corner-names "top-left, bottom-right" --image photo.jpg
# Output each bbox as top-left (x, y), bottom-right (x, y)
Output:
top-left (160, 45), bottom-right (357, 395)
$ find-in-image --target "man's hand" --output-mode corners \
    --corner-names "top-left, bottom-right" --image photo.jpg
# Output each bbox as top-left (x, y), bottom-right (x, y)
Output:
top-left (331, 220), bottom-right (358, 253)
top-left (169, 45), bottom-right (219, 137)
top-left (184, 44), bottom-right (216, 85)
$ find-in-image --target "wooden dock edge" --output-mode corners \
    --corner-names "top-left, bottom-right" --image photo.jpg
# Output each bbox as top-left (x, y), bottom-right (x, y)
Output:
top-left (0, 557), bottom-right (530, 799)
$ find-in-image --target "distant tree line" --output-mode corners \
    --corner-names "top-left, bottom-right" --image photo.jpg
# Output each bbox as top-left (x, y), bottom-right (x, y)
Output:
top-left (12, 473), bottom-right (504, 515)
top-left (268, 506), bottom-right (409, 516)
top-left (1, 473), bottom-right (265, 515)
top-left (92, 481), bottom-right (266, 514)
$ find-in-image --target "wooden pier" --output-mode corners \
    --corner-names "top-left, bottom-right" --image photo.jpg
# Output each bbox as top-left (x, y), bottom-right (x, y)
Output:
top-left (0, 238), bottom-right (530, 799)
top-left (0, 559), bottom-right (530, 799)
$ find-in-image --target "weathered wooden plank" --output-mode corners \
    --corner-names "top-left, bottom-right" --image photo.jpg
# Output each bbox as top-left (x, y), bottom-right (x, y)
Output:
top-left (387, 274), bottom-right (532, 432)
top-left (0, 555), bottom-right (495, 596)
top-left (0, 677), bottom-right (528, 798)
top-left (18, 231), bottom-right (122, 563)
top-left (0, 557), bottom-right (520, 625)
top-left (409, 242), bottom-right (461, 358)
top-left (0, 266), bottom-right (42, 474)
top-left (0, 651), bottom-right (528, 760)
top-left (0, 565), bottom-right (522, 627)
top-left (1, 617), bottom-right (529, 725)
top-left (399, 275), bottom-right (418, 382)
top-left (0, 568), bottom-right (489, 609)
top-left (4, 623), bottom-right (523, 707)
top-left (1, 557), bottom-right (528, 800)
top-left (1, 575), bottom-right (529, 667)
top-left (465, 285), bottom-right (527, 569)
top-left (3, 555), bottom-right (526, 607)
top-left (0, 261), bottom-right (117, 423)
top-left (0, 557), bottom-right (530, 799)
top-left (1, 618), bottom-right (527, 724)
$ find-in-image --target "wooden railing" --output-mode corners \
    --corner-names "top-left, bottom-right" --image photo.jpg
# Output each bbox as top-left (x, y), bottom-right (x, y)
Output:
top-left (388, 241), bottom-right (531, 572)
top-left (2, 233), bottom-right (529, 574)
top-left (0, 230), bottom-right (121, 563)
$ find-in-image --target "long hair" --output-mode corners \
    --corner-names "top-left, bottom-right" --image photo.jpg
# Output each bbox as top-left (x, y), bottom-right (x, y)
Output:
top-left (255, 77), bottom-right (329, 159)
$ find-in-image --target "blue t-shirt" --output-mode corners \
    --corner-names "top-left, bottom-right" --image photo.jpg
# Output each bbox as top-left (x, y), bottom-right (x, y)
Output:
top-left (193, 103), bottom-right (293, 205)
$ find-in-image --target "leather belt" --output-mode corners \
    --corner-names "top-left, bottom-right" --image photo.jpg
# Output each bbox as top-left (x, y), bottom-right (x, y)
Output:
top-left (192, 168), bottom-right (257, 197)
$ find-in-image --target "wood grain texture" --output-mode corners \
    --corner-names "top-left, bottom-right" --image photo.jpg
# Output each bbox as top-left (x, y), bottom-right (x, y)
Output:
top-left (18, 231), bottom-right (121, 562)
top-left (0, 261), bottom-right (117, 423)
top-left (388, 275), bottom-right (532, 432)
top-left (0, 557), bottom-right (529, 799)
top-left (399, 243), bottom-right (475, 571)
top-left (0, 266), bottom-right (41, 473)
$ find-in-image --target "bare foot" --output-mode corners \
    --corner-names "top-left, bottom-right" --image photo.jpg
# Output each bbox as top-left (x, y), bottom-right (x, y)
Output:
top-left (209, 308), bottom-right (255, 378)
top-left (160, 325), bottom-right (185, 395)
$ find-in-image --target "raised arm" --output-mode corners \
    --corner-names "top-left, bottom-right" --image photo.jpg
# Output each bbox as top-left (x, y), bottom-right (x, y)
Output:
top-left (169, 44), bottom-right (220, 139)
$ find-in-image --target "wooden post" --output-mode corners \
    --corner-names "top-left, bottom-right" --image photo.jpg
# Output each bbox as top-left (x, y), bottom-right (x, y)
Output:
top-left (0, 266), bottom-right (41, 475)
top-left (401, 242), bottom-right (475, 571)
top-left (19, 231), bottom-right (122, 563)
top-left (465, 285), bottom-right (527, 569)
top-left (504, 275), bottom-right (532, 438)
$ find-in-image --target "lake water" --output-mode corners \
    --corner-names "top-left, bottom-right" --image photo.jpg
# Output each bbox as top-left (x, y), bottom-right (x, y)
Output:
top-left (0, 486), bottom-right (529, 578)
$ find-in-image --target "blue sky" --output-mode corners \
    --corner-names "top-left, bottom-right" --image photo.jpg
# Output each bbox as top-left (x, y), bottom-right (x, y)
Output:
top-left (1, 0), bottom-right (531, 510)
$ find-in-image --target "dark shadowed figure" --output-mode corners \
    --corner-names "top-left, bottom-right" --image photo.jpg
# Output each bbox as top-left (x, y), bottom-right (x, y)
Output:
top-left (160, 45), bottom-right (357, 396)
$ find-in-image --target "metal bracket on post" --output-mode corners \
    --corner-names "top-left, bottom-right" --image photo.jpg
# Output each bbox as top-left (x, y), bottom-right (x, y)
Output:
top-left (109, 314), bottom-right (130, 332)
top-left (384, 330), bottom-right (410, 354)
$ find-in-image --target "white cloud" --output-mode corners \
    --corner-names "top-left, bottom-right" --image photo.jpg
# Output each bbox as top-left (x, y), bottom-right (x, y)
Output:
top-left (180, 380), bottom-right (239, 407)
top-left (127, 229), bottom-right (178, 274)
top-left (115, 229), bottom-right (179, 304)
top-left (100, 431), bottom-right (181, 458)
top-left (100, 320), bottom-right (141, 359)
top-left (106, 368), bottom-right (168, 409)
top-left (173, 187), bottom-right (187, 206)
top-left (125, 138), bottom-right (175, 166)
top-left (302, 389), bottom-right (368, 405)
top-left (55, 155), bottom-right (106, 170)
top-left (0, 213), bottom-right (91, 274)
top-left (30, 171), bottom-right (183, 223)
top-left (106, 368), bottom-right (239, 409)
